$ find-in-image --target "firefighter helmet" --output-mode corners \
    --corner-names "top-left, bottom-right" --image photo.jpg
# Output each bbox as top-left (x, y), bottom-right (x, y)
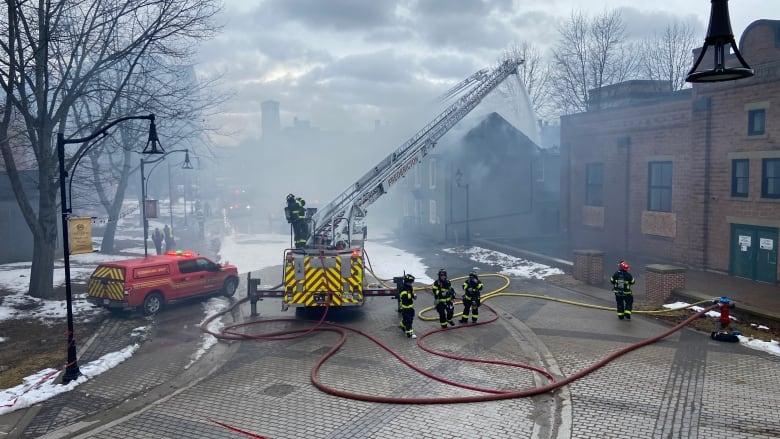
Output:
top-left (286, 193), bottom-right (295, 201)
top-left (404, 273), bottom-right (415, 283)
top-left (619, 261), bottom-right (630, 271)
top-left (438, 269), bottom-right (447, 277)
top-left (469, 271), bottom-right (478, 279)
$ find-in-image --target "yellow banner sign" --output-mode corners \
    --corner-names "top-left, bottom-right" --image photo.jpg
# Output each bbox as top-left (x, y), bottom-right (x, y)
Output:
top-left (69, 217), bottom-right (93, 255)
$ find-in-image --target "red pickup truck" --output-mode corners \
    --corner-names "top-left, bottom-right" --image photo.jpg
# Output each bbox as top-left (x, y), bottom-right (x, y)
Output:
top-left (86, 250), bottom-right (239, 315)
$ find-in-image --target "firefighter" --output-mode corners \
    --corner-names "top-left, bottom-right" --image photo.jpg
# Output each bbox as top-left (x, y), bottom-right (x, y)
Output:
top-left (398, 274), bottom-right (418, 339)
top-left (610, 260), bottom-right (636, 320)
top-left (432, 268), bottom-right (456, 328)
top-left (285, 194), bottom-right (308, 248)
top-left (459, 272), bottom-right (483, 324)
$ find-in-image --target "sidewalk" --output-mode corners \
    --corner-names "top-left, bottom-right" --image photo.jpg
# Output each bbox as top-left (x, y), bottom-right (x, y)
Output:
top-left (477, 237), bottom-right (780, 326)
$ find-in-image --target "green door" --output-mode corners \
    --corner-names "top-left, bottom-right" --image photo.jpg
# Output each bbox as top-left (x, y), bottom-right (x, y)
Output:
top-left (755, 228), bottom-right (778, 284)
top-left (729, 224), bottom-right (778, 283)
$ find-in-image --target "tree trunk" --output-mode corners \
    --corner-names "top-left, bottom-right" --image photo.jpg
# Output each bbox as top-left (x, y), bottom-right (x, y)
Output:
top-left (28, 142), bottom-right (60, 299)
top-left (100, 219), bottom-right (118, 254)
top-left (29, 216), bottom-right (57, 300)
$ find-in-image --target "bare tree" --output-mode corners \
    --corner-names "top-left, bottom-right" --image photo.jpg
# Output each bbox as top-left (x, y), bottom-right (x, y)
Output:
top-left (550, 9), bottom-right (639, 114)
top-left (640, 20), bottom-right (698, 92)
top-left (497, 42), bottom-right (554, 121)
top-left (71, 59), bottom-right (226, 254)
top-left (0, 0), bottom-right (221, 299)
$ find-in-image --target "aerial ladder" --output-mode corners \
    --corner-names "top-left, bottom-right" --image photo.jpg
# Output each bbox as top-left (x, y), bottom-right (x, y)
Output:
top-left (309, 57), bottom-right (523, 250)
top-left (252, 57), bottom-right (523, 312)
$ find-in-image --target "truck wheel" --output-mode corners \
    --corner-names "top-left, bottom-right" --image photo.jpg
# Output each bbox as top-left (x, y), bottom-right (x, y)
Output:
top-left (222, 277), bottom-right (238, 297)
top-left (142, 292), bottom-right (164, 316)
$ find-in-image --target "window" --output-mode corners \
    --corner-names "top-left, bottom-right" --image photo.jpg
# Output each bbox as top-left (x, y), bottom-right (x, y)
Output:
top-left (585, 163), bottom-right (603, 206)
top-left (414, 164), bottom-right (421, 188)
top-left (748, 109), bottom-right (765, 136)
top-left (178, 259), bottom-right (199, 274)
top-left (762, 158), bottom-right (780, 198)
top-left (732, 159), bottom-right (749, 197)
top-left (429, 199), bottom-right (437, 224)
top-left (428, 159), bottom-right (437, 189)
top-left (648, 161), bottom-right (673, 212)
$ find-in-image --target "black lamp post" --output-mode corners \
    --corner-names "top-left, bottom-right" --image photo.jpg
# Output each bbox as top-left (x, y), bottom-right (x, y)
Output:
top-left (455, 168), bottom-right (470, 247)
top-left (140, 149), bottom-right (193, 257)
top-left (686, 0), bottom-right (754, 83)
top-left (57, 114), bottom-right (163, 384)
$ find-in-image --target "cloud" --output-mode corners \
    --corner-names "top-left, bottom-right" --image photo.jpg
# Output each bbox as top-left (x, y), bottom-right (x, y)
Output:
top-left (259, 0), bottom-right (399, 31)
top-left (616, 6), bottom-right (704, 40)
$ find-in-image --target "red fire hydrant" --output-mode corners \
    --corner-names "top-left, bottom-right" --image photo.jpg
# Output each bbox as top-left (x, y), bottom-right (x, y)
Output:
top-left (710, 297), bottom-right (739, 342)
top-left (717, 297), bottom-right (732, 329)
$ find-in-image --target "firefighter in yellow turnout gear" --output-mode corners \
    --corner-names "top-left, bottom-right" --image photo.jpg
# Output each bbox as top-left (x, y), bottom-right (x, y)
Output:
top-left (432, 269), bottom-right (456, 328)
top-left (459, 272), bottom-right (483, 324)
top-left (398, 274), bottom-right (418, 339)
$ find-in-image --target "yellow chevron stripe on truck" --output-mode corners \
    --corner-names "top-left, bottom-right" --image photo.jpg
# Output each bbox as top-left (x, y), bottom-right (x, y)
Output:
top-left (283, 251), bottom-right (365, 307)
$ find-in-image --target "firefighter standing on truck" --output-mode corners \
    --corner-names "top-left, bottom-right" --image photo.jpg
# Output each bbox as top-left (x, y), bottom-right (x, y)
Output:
top-left (285, 194), bottom-right (308, 248)
top-left (610, 260), bottom-right (635, 320)
top-left (432, 269), bottom-right (456, 328)
top-left (398, 274), bottom-right (418, 339)
top-left (459, 272), bottom-right (483, 324)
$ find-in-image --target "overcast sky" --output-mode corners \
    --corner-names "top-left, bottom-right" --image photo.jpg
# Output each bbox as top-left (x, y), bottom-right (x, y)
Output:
top-left (194, 0), bottom-right (779, 146)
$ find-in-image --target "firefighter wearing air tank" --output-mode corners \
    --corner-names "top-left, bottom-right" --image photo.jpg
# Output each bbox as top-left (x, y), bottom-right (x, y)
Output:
top-left (398, 274), bottom-right (418, 339)
top-left (432, 269), bottom-right (456, 328)
top-left (610, 261), bottom-right (636, 320)
top-left (460, 272), bottom-right (483, 324)
top-left (285, 194), bottom-right (309, 248)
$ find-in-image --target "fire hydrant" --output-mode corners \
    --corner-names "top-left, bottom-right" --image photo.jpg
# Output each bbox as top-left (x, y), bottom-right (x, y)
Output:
top-left (710, 297), bottom-right (739, 342)
top-left (716, 297), bottom-right (733, 329)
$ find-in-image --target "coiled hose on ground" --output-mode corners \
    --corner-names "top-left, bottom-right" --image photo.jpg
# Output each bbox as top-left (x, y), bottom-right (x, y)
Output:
top-left (201, 273), bottom-right (716, 404)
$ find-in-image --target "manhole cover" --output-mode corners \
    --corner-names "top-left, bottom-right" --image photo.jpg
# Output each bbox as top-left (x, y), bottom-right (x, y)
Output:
top-left (263, 383), bottom-right (297, 398)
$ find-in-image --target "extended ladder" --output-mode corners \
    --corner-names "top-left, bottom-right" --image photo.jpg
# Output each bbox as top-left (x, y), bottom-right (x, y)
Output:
top-left (310, 57), bottom-right (523, 248)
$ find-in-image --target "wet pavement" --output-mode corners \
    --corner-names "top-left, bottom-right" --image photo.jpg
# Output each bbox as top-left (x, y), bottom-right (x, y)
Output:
top-left (1, 234), bottom-right (779, 438)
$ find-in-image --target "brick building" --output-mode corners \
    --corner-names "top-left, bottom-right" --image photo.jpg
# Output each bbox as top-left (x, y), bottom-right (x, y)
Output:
top-left (561, 19), bottom-right (780, 284)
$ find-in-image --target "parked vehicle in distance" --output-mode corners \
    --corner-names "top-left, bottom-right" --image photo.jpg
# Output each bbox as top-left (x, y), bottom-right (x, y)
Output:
top-left (86, 250), bottom-right (239, 315)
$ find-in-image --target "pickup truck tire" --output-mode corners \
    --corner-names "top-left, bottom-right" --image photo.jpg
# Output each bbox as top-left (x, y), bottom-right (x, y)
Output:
top-left (222, 277), bottom-right (238, 297)
top-left (142, 291), bottom-right (164, 316)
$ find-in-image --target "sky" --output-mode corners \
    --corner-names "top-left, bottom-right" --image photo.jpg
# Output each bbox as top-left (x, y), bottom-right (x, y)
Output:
top-left (1, 223), bottom-right (778, 415)
top-left (194, 0), bottom-right (780, 145)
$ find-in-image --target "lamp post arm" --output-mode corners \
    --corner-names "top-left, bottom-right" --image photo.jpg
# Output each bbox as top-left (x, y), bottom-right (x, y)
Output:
top-left (60, 114), bottom-right (156, 208)
top-left (60, 114), bottom-right (155, 147)
top-left (140, 149), bottom-right (189, 195)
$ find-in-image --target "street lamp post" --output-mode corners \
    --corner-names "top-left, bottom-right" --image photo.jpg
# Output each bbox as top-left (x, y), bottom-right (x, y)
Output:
top-left (455, 169), bottom-right (470, 247)
top-left (57, 114), bottom-right (163, 384)
top-left (140, 149), bottom-right (193, 257)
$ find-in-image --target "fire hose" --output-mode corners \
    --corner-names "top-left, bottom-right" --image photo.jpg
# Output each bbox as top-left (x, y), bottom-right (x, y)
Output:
top-left (201, 278), bottom-right (718, 404)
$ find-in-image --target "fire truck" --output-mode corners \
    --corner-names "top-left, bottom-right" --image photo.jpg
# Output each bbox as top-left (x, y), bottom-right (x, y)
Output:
top-left (250, 57), bottom-right (524, 312)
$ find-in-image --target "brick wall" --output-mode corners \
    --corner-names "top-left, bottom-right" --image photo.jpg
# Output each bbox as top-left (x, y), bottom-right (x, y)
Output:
top-left (573, 250), bottom-right (604, 286)
top-left (561, 20), bottom-right (780, 281)
top-left (645, 264), bottom-right (686, 303)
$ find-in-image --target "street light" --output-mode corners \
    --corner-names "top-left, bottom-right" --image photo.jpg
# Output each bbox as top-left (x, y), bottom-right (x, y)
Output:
top-left (686, 0), bottom-right (753, 83)
top-left (57, 114), bottom-right (163, 384)
top-left (140, 149), bottom-right (193, 257)
top-left (455, 168), bottom-right (470, 247)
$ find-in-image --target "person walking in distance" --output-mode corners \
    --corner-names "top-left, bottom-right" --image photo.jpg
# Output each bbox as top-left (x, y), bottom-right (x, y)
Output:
top-left (610, 260), bottom-right (636, 320)
top-left (163, 224), bottom-right (175, 253)
top-left (432, 269), bottom-right (456, 328)
top-left (151, 227), bottom-right (164, 255)
top-left (459, 272), bottom-right (483, 324)
top-left (398, 274), bottom-right (418, 339)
